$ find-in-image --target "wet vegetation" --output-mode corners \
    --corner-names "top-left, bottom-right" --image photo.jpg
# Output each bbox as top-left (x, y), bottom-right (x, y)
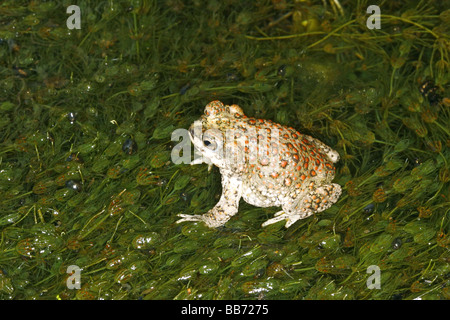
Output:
top-left (0, 0), bottom-right (448, 299)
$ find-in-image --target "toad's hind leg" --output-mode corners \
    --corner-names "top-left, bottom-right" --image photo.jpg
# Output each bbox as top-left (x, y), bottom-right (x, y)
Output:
top-left (262, 183), bottom-right (342, 228)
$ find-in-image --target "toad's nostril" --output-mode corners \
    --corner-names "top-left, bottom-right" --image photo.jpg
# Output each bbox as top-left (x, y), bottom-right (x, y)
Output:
top-left (189, 127), bottom-right (195, 137)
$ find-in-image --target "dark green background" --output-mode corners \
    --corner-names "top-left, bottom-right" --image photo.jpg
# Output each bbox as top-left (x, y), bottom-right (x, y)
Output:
top-left (0, 0), bottom-right (448, 299)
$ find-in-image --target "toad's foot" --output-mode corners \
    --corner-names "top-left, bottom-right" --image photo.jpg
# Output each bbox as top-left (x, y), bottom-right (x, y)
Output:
top-left (177, 214), bottom-right (208, 225)
top-left (261, 211), bottom-right (303, 228)
top-left (177, 205), bottom-right (235, 228)
top-left (177, 173), bottom-right (242, 228)
top-left (262, 183), bottom-right (342, 228)
top-left (176, 212), bottom-right (228, 228)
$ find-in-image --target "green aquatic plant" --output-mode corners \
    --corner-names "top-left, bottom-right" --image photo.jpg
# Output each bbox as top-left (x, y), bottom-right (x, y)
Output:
top-left (0, 0), bottom-right (448, 300)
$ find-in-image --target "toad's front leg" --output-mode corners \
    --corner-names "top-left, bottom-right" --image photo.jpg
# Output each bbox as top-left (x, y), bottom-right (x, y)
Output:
top-left (177, 173), bottom-right (243, 228)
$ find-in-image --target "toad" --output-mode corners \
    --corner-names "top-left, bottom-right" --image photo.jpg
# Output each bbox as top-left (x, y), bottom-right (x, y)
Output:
top-left (177, 101), bottom-right (341, 228)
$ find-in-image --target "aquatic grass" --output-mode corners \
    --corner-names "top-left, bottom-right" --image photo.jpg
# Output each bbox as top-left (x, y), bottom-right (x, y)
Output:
top-left (0, 0), bottom-right (448, 300)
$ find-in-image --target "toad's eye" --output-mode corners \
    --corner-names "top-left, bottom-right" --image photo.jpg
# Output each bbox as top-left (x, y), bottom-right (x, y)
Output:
top-left (203, 138), bottom-right (217, 150)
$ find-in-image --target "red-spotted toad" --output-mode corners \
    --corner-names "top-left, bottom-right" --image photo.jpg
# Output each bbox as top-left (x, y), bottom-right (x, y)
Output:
top-left (177, 101), bottom-right (341, 228)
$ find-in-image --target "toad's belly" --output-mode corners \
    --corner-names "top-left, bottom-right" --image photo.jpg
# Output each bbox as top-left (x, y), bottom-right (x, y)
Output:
top-left (241, 183), bottom-right (284, 208)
